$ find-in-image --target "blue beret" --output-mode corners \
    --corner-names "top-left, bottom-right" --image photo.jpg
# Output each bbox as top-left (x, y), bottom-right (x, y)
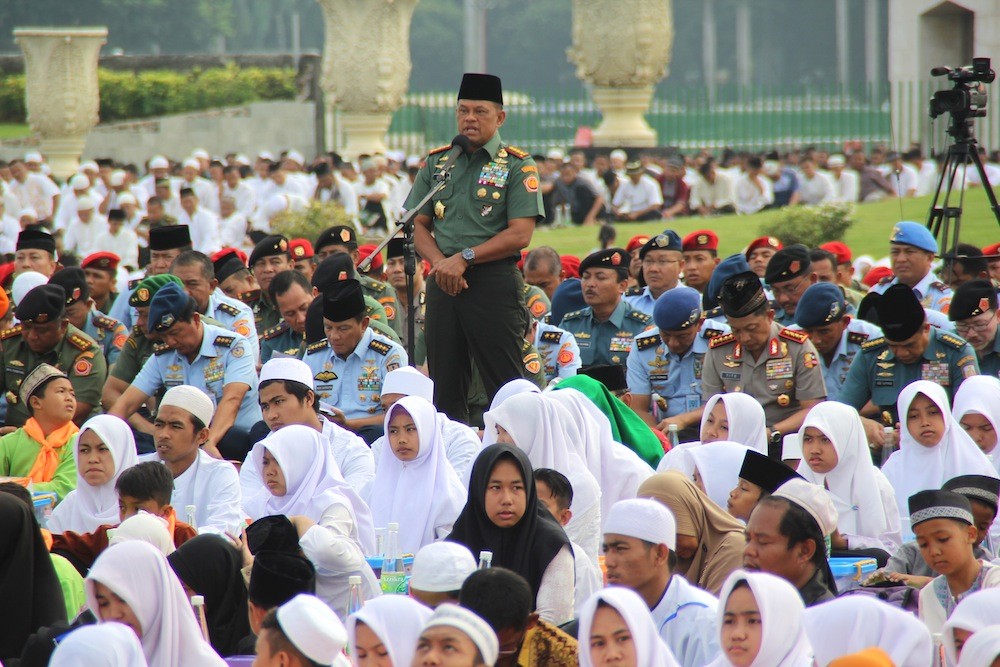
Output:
top-left (551, 278), bottom-right (585, 326)
top-left (639, 229), bottom-right (682, 258)
top-left (889, 221), bottom-right (938, 253)
top-left (793, 282), bottom-right (847, 329)
top-left (147, 281), bottom-right (194, 333)
top-left (653, 286), bottom-right (702, 331)
top-left (705, 253), bottom-right (752, 309)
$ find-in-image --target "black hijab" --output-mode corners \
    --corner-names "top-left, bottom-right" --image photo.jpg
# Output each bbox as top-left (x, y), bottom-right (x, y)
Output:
top-left (0, 493), bottom-right (66, 661)
top-left (167, 533), bottom-right (252, 657)
top-left (447, 444), bottom-right (570, 598)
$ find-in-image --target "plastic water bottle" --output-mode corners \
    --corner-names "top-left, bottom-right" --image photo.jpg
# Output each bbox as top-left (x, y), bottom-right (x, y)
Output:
top-left (191, 595), bottom-right (210, 641)
top-left (478, 550), bottom-right (493, 569)
top-left (667, 424), bottom-right (680, 449)
top-left (380, 522), bottom-right (406, 594)
top-left (347, 575), bottom-right (364, 616)
top-left (185, 505), bottom-right (197, 533)
top-left (881, 427), bottom-right (898, 466)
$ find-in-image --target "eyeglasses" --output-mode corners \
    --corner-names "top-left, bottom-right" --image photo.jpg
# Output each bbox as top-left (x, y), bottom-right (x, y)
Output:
top-left (641, 258), bottom-right (681, 268)
top-left (770, 276), bottom-right (809, 297)
top-left (955, 316), bottom-right (996, 335)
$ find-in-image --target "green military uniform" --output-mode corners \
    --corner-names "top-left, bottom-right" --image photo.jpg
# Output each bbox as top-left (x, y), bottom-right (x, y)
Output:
top-left (111, 326), bottom-right (165, 391)
top-left (466, 339), bottom-right (547, 428)
top-left (396, 288), bottom-right (426, 350)
top-left (524, 284), bottom-right (551, 321)
top-left (360, 275), bottom-right (402, 338)
top-left (560, 300), bottom-right (652, 368)
top-left (837, 328), bottom-right (979, 424)
top-left (241, 288), bottom-right (282, 337)
top-left (0, 324), bottom-right (107, 427)
top-left (260, 321), bottom-right (305, 363)
top-left (701, 323), bottom-right (828, 427)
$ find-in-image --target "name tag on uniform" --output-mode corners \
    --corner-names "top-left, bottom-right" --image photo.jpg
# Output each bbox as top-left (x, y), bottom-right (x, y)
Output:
top-left (921, 362), bottom-right (950, 385)
top-left (649, 372), bottom-right (669, 383)
top-left (610, 334), bottom-right (634, 352)
top-left (765, 358), bottom-right (794, 380)
top-left (721, 371), bottom-right (741, 380)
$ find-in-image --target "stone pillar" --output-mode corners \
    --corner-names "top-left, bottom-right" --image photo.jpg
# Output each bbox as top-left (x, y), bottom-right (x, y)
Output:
top-left (14, 28), bottom-right (107, 180)
top-left (568, 0), bottom-right (673, 148)
top-left (317, 0), bottom-right (419, 159)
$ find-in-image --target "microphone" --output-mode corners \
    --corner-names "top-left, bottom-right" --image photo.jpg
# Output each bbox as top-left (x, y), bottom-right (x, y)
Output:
top-left (433, 134), bottom-right (473, 181)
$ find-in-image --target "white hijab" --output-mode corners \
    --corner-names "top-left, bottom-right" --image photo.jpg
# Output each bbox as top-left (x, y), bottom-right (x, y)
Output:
top-left (48, 415), bottom-right (138, 534)
top-left (943, 589), bottom-right (1000, 666)
top-left (953, 375), bottom-right (1000, 473)
top-left (108, 511), bottom-right (175, 556)
top-left (796, 402), bottom-right (893, 542)
top-left (708, 570), bottom-right (813, 667)
top-left (481, 378), bottom-right (541, 446)
top-left (347, 595), bottom-right (432, 667)
top-left (803, 595), bottom-right (932, 667)
top-left (85, 541), bottom-right (225, 667)
top-left (49, 622), bottom-right (149, 667)
top-left (368, 396), bottom-right (467, 555)
top-left (547, 388), bottom-right (653, 522)
top-left (958, 625), bottom-right (1000, 667)
top-left (686, 442), bottom-right (751, 511)
top-left (657, 393), bottom-right (767, 474)
top-left (244, 424), bottom-right (376, 555)
top-left (578, 587), bottom-right (681, 667)
top-left (882, 381), bottom-right (998, 524)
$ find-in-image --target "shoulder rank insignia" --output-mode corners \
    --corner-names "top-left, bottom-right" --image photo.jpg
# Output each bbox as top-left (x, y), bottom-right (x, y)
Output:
top-left (93, 314), bottom-right (116, 330)
top-left (369, 339), bottom-right (391, 356)
top-left (636, 334), bottom-right (660, 351)
top-left (428, 144), bottom-right (452, 156)
top-left (68, 333), bottom-right (94, 351)
top-left (306, 339), bottom-right (329, 354)
top-left (213, 335), bottom-right (235, 348)
top-left (627, 310), bottom-right (651, 323)
top-left (704, 305), bottom-right (723, 320)
top-left (939, 333), bottom-right (966, 350)
top-left (218, 303), bottom-right (241, 317)
top-left (861, 336), bottom-right (887, 351)
top-left (878, 276), bottom-right (894, 285)
top-left (0, 324), bottom-right (22, 340)
top-left (540, 330), bottom-right (562, 345)
top-left (240, 289), bottom-right (262, 303)
top-left (561, 308), bottom-right (587, 321)
top-left (709, 333), bottom-right (736, 349)
top-left (504, 145), bottom-right (529, 159)
top-left (930, 281), bottom-right (947, 291)
top-left (262, 321), bottom-right (290, 340)
top-left (153, 342), bottom-right (171, 355)
top-left (847, 331), bottom-right (870, 346)
top-left (625, 285), bottom-right (643, 296)
top-left (778, 328), bottom-right (809, 344)
top-left (703, 328), bottom-right (725, 339)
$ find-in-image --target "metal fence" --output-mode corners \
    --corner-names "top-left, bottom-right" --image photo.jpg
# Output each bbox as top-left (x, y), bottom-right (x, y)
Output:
top-left (382, 80), bottom-right (1000, 157)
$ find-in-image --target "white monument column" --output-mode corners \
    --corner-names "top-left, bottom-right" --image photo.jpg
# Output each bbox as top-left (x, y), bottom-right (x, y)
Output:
top-left (568, 0), bottom-right (673, 147)
top-left (317, 0), bottom-right (419, 159)
top-left (14, 27), bottom-right (107, 180)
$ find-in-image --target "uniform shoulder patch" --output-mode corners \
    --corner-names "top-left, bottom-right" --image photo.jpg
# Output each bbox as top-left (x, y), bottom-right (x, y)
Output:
top-left (369, 339), bottom-right (392, 356)
top-left (0, 324), bottom-right (22, 340)
top-left (505, 145), bottom-right (529, 159)
top-left (930, 281), bottom-right (948, 291)
top-left (262, 321), bottom-right (290, 340)
top-left (93, 314), bottom-right (117, 331)
top-left (625, 285), bottom-right (643, 296)
top-left (153, 342), bottom-right (171, 355)
top-left (561, 308), bottom-right (587, 321)
top-left (703, 305), bottom-right (723, 320)
top-left (939, 333), bottom-right (967, 350)
top-left (214, 335), bottom-right (235, 348)
top-left (68, 333), bottom-right (95, 351)
top-left (847, 331), bottom-right (870, 346)
top-left (778, 328), bottom-right (809, 344)
top-left (709, 333), bottom-right (736, 349)
top-left (540, 330), bottom-right (562, 345)
top-left (703, 328), bottom-right (725, 340)
top-left (636, 334), bottom-right (660, 351)
top-left (861, 337), bottom-right (887, 351)
top-left (306, 339), bottom-right (329, 354)
top-left (428, 144), bottom-right (452, 156)
top-left (626, 310), bottom-right (651, 323)
top-left (240, 289), bottom-right (262, 303)
top-left (218, 302), bottom-right (241, 317)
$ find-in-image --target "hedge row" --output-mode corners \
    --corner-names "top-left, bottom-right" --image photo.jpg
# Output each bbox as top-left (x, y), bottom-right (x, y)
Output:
top-left (0, 64), bottom-right (297, 124)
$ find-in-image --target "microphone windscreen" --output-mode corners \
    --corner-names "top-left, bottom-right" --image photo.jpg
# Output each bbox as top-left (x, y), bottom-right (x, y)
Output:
top-left (452, 134), bottom-right (473, 153)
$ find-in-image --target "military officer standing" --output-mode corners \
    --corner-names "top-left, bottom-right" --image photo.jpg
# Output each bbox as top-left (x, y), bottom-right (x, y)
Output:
top-left (81, 251), bottom-right (120, 315)
top-left (561, 248), bottom-right (653, 368)
top-left (48, 267), bottom-right (129, 367)
top-left (302, 279), bottom-right (406, 443)
top-left (628, 286), bottom-right (729, 438)
top-left (702, 271), bottom-right (827, 446)
top-left (109, 282), bottom-right (262, 460)
top-left (623, 230), bottom-right (684, 315)
top-left (950, 279), bottom-right (1000, 378)
top-left (404, 72), bottom-right (543, 423)
top-left (765, 245), bottom-right (819, 327)
top-left (791, 282), bottom-right (883, 402)
top-left (869, 221), bottom-right (953, 314)
top-left (244, 235), bottom-right (291, 335)
top-left (0, 284), bottom-right (107, 427)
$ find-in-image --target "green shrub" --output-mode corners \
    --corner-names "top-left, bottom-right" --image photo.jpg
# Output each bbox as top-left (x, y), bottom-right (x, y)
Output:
top-left (270, 201), bottom-right (357, 244)
top-left (760, 201), bottom-right (857, 248)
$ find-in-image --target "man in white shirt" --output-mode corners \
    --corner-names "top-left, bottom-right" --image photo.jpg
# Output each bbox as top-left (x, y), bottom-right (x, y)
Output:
top-left (135, 155), bottom-right (177, 205)
top-left (906, 149), bottom-right (938, 196)
top-left (602, 498), bottom-right (720, 667)
top-left (885, 152), bottom-right (918, 197)
top-left (92, 209), bottom-right (140, 270)
top-left (797, 157), bottom-right (834, 205)
top-left (178, 187), bottom-right (222, 255)
top-left (219, 195), bottom-right (250, 250)
top-left (734, 156), bottom-right (774, 214)
top-left (55, 173), bottom-right (95, 231)
top-left (612, 161), bottom-right (664, 221)
top-left (180, 158), bottom-right (220, 213)
top-left (8, 159), bottom-right (59, 221)
top-left (689, 160), bottom-right (736, 215)
top-left (825, 154), bottom-right (859, 203)
top-left (312, 163), bottom-right (359, 220)
top-left (221, 164), bottom-right (257, 217)
top-left (62, 196), bottom-right (109, 258)
top-left (261, 162), bottom-right (309, 202)
top-left (0, 198), bottom-right (20, 255)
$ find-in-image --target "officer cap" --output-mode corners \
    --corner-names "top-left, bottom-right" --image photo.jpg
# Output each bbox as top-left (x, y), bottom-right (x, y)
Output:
top-left (316, 225), bottom-right (357, 252)
top-left (149, 225), bottom-right (192, 251)
top-left (794, 282), bottom-right (846, 329)
top-left (819, 241), bottom-right (852, 265)
top-left (312, 254), bottom-right (356, 293)
top-left (739, 449), bottom-right (802, 493)
top-left (639, 230), bottom-right (682, 259)
top-left (15, 284), bottom-right (66, 324)
top-left (322, 278), bottom-right (365, 322)
top-left (578, 364), bottom-right (627, 393)
top-left (875, 284), bottom-right (925, 342)
top-left (213, 253), bottom-right (248, 286)
top-left (625, 235), bottom-right (650, 253)
top-left (949, 279), bottom-right (998, 321)
top-left (457, 73), bottom-right (503, 105)
top-left (49, 267), bottom-right (90, 305)
top-left (249, 235), bottom-right (290, 268)
top-left (653, 286), bottom-right (702, 331)
top-left (745, 236), bottom-right (783, 258)
top-left (682, 230), bottom-right (719, 252)
top-left (289, 238), bottom-right (314, 261)
top-left (129, 274), bottom-right (183, 308)
top-left (889, 221), bottom-right (938, 254)
top-left (384, 238), bottom-right (410, 261)
top-left (107, 208), bottom-right (126, 222)
top-left (146, 281), bottom-right (194, 333)
top-left (561, 255), bottom-right (580, 279)
top-left (579, 248), bottom-right (629, 278)
top-left (983, 242), bottom-right (1000, 257)
top-left (720, 271), bottom-right (768, 318)
top-left (764, 244), bottom-right (811, 285)
top-left (19, 363), bottom-right (67, 407)
top-left (16, 228), bottom-right (56, 255)
top-left (361, 243), bottom-right (386, 270)
top-left (81, 251), bottom-right (120, 274)
top-left (705, 253), bottom-right (753, 310)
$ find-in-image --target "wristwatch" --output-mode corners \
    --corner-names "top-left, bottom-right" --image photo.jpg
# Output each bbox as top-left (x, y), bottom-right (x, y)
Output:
top-left (461, 247), bottom-right (476, 265)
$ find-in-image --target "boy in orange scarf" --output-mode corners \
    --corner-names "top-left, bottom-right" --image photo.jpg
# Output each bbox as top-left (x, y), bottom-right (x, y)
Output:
top-left (0, 363), bottom-right (79, 500)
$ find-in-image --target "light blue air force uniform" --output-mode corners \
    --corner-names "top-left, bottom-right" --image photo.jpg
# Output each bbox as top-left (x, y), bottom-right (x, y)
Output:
top-left (206, 289), bottom-right (259, 363)
top-left (132, 322), bottom-right (263, 431)
top-left (870, 271), bottom-right (953, 315)
top-left (789, 318), bottom-right (884, 402)
top-left (303, 327), bottom-right (407, 420)
top-left (533, 321), bottom-right (582, 384)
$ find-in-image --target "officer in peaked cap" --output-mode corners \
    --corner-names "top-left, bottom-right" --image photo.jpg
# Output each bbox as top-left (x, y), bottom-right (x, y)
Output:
top-left (949, 279), bottom-right (1000, 377)
top-left (623, 229), bottom-right (684, 316)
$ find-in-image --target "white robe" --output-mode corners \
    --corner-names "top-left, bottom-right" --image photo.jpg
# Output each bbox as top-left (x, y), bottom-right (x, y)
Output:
top-left (140, 449), bottom-right (243, 533)
top-left (651, 575), bottom-right (720, 667)
top-left (371, 412), bottom-right (481, 482)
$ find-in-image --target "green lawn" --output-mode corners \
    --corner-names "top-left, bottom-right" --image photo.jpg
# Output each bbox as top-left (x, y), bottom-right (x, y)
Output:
top-left (0, 124), bottom-right (30, 140)
top-left (530, 193), bottom-right (1000, 259)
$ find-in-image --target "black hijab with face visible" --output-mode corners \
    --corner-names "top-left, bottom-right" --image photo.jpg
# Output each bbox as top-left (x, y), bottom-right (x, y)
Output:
top-left (447, 444), bottom-right (569, 598)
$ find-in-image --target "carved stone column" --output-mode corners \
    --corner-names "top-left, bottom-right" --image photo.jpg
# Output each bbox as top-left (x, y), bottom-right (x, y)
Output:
top-left (568, 0), bottom-right (673, 147)
top-left (14, 28), bottom-right (107, 180)
top-left (317, 0), bottom-right (419, 159)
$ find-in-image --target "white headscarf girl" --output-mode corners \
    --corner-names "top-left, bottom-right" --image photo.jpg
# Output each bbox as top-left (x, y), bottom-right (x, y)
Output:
top-left (953, 375), bottom-right (1000, 475)
top-left (48, 415), bottom-right (138, 533)
top-left (657, 393), bottom-right (768, 474)
top-left (578, 587), bottom-right (681, 667)
top-left (368, 396), bottom-right (467, 554)
top-left (943, 589), bottom-right (1000, 666)
top-left (481, 378), bottom-right (541, 446)
top-left (686, 442), bottom-right (752, 511)
top-left (49, 622), bottom-right (149, 667)
top-left (796, 401), bottom-right (902, 552)
top-left (958, 626), bottom-right (1000, 667)
top-left (85, 541), bottom-right (225, 667)
top-left (347, 595), bottom-right (432, 667)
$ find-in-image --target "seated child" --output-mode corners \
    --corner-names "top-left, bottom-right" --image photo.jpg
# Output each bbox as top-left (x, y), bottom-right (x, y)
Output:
top-left (726, 449), bottom-right (801, 522)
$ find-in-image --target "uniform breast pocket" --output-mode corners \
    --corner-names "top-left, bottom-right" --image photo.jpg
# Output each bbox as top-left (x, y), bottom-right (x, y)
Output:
top-left (473, 185), bottom-right (506, 219)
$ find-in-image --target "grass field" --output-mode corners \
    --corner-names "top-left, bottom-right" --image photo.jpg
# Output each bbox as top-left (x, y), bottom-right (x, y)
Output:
top-left (530, 193), bottom-right (1000, 260)
top-left (0, 124), bottom-right (30, 140)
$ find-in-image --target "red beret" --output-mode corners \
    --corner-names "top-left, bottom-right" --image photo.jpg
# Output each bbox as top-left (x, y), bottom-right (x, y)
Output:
top-left (626, 235), bottom-right (650, 253)
top-left (81, 251), bottom-right (121, 272)
top-left (356, 244), bottom-right (383, 271)
top-left (0, 261), bottom-right (16, 289)
top-left (289, 238), bottom-right (314, 260)
top-left (819, 241), bottom-right (852, 265)
top-left (682, 230), bottom-right (718, 252)
top-left (862, 265), bottom-right (894, 288)
top-left (561, 255), bottom-right (581, 279)
top-left (211, 247), bottom-right (248, 266)
top-left (517, 249), bottom-right (529, 271)
top-left (745, 236), bottom-right (783, 257)
top-left (983, 242), bottom-right (1000, 257)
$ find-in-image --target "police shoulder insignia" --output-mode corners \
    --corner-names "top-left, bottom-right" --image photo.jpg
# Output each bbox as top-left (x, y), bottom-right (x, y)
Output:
top-left (540, 330), bottom-right (562, 345)
top-left (709, 333), bottom-right (736, 349)
top-left (369, 339), bottom-right (391, 356)
top-left (0, 325), bottom-right (22, 340)
top-left (939, 334), bottom-right (966, 350)
top-left (214, 335), bottom-right (235, 348)
top-left (218, 303), bottom-right (241, 317)
top-left (505, 145), bottom-right (529, 159)
top-left (262, 321), bottom-right (290, 340)
top-left (625, 285), bottom-right (643, 296)
top-left (636, 334), bottom-right (660, 351)
top-left (428, 144), bottom-right (452, 156)
top-left (69, 333), bottom-right (94, 351)
top-left (778, 328), bottom-right (809, 344)
top-left (627, 311), bottom-right (651, 323)
top-left (153, 342), bottom-right (171, 355)
top-left (562, 308), bottom-right (586, 321)
top-left (306, 340), bottom-right (329, 354)
top-left (847, 331), bottom-right (870, 346)
top-left (861, 337), bottom-right (887, 351)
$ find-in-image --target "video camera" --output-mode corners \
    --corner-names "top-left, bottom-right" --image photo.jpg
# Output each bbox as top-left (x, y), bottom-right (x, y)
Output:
top-left (929, 57), bottom-right (995, 120)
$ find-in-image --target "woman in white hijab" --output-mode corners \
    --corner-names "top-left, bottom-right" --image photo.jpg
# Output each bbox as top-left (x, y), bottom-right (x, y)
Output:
top-left (953, 375), bottom-right (1000, 475)
top-left (686, 442), bottom-right (752, 512)
top-left (85, 541), bottom-right (225, 667)
top-left (485, 392), bottom-right (602, 562)
top-left (578, 587), bottom-right (681, 667)
top-left (367, 396), bottom-right (467, 554)
top-left (546, 387), bottom-right (653, 522)
top-left (481, 378), bottom-right (541, 446)
top-left (942, 589), bottom-right (1000, 666)
top-left (707, 570), bottom-right (813, 667)
top-left (958, 626), bottom-right (1000, 667)
top-left (107, 512), bottom-right (176, 556)
top-left (796, 402), bottom-right (902, 553)
top-left (882, 381), bottom-right (998, 539)
top-left (802, 595), bottom-right (932, 667)
top-left (657, 393), bottom-right (768, 474)
top-left (49, 622), bottom-right (149, 667)
top-left (48, 415), bottom-right (139, 534)
top-left (347, 595), bottom-right (432, 667)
